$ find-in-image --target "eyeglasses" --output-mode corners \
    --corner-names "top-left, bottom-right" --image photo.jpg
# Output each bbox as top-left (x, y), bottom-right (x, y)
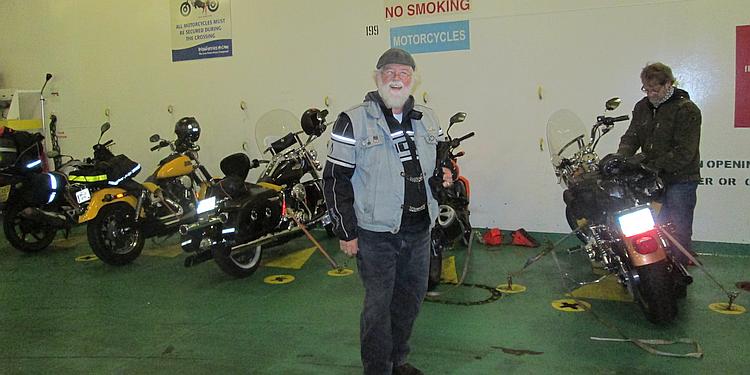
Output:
top-left (382, 69), bottom-right (412, 80)
top-left (641, 83), bottom-right (665, 94)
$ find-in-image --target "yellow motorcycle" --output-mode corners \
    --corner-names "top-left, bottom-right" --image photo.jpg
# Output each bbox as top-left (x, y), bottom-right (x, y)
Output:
top-left (79, 117), bottom-right (213, 265)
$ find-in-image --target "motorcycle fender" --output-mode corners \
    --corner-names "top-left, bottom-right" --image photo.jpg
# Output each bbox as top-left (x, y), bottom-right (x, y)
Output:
top-left (624, 237), bottom-right (667, 267)
top-left (257, 182), bottom-right (282, 191)
top-left (142, 182), bottom-right (159, 193)
top-left (78, 188), bottom-right (139, 223)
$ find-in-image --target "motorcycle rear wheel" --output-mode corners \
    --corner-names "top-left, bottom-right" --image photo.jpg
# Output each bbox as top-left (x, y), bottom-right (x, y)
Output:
top-left (635, 261), bottom-right (678, 324)
top-left (208, 0), bottom-right (219, 12)
top-left (179, 2), bottom-right (191, 16)
top-left (87, 203), bottom-right (144, 265)
top-left (213, 244), bottom-right (262, 278)
top-left (2, 202), bottom-right (56, 253)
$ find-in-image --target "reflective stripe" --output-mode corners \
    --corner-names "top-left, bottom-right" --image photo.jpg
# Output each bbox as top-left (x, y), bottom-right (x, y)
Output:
top-left (69, 174), bottom-right (108, 182)
top-left (326, 157), bottom-right (355, 169)
top-left (331, 133), bottom-right (356, 145)
top-left (0, 147), bottom-right (17, 152)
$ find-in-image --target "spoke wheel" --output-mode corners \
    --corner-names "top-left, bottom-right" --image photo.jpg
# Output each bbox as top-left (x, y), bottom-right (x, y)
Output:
top-left (87, 203), bottom-right (144, 265)
top-left (3, 203), bottom-right (56, 252)
top-left (213, 244), bottom-right (263, 278)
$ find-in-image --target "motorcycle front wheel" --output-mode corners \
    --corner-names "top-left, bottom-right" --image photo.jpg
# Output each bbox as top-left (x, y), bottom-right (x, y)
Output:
top-left (208, 0), bottom-right (219, 12)
top-left (87, 203), bottom-right (144, 265)
top-left (212, 244), bottom-right (262, 278)
top-left (2, 202), bottom-right (56, 252)
top-left (634, 261), bottom-right (678, 324)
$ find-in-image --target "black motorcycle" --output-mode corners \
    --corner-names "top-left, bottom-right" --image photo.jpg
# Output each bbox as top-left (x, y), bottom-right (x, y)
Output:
top-left (1, 121), bottom-right (116, 252)
top-left (179, 108), bottom-right (331, 278)
top-left (427, 112), bottom-right (474, 290)
top-left (547, 98), bottom-right (692, 324)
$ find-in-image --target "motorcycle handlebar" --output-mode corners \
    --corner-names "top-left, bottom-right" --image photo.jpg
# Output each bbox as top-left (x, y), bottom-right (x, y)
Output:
top-left (599, 115), bottom-right (630, 126)
top-left (150, 140), bottom-right (170, 151)
top-left (451, 132), bottom-right (475, 147)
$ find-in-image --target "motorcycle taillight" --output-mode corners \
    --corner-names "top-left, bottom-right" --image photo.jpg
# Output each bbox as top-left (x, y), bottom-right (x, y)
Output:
top-left (634, 233), bottom-right (660, 254)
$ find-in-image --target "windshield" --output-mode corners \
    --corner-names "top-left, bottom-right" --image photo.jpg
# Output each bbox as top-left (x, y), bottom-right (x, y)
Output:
top-left (546, 109), bottom-right (586, 165)
top-left (254, 109), bottom-right (298, 155)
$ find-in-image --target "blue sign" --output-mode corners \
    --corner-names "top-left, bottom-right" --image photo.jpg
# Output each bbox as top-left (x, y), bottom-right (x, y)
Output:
top-left (390, 20), bottom-right (470, 54)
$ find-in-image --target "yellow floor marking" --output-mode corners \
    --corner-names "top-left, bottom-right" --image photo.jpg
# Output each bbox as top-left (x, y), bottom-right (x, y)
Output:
top-left (441, 256), bottom-right (458, 284)
top-left (264, 274), bottom-right (295, 284)
top-left (327, 268), bottom-right (354, 277)
top-left (142, 244), bottom-right (183, 258)
top-left (709, 302), bottom-right (746, 315)
top-left (496, 283), bottom-right (527, 294)
top-left (75, 254), bottom-right (99, 262)
top-left (263, 247), bottom-right (316, 269)
top-left (567, 274), bottom-right (633, 302)
top-left (551, 298), bottom-right (591, 312)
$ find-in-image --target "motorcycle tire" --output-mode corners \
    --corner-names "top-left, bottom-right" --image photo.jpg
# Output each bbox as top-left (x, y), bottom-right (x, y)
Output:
top-left (208, 0), bottom-right (219, 12)
top-left (2, 202), bottom-right (56, 253)
top-left (87, 203), bottom-right (144, 265)
top-left (325, 223), bottom-right (336, 238)
top-left (212, 244), bottom-right (262, 278)
top-left (428, 228), bottom-right (446, 291)
top-left (179, 2), bottom-right (191, 16)
top-left (428, 248), bottom-right (442, 291)
top-left (634, 261), bottom-right (678, 324)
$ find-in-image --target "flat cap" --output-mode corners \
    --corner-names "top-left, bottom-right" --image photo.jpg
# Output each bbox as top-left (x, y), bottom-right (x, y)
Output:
top-left (376, 48), bottom-right (415, 70)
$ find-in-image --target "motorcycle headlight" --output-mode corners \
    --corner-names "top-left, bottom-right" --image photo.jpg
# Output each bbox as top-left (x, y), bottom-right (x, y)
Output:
top-left (196, 196), bottom-right (217, 214)
top-left (616, 206), bottom-right (655, 237)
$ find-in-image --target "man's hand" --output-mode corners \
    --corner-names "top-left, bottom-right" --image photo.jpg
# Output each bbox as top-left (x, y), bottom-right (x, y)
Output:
top-left (340, 238), bottom-right (358, 257)
top-left (442, 166), bottom-right (454, 187)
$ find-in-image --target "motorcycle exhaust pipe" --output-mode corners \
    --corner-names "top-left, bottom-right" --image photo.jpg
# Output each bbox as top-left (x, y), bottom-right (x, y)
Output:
top-left (230, 225), bottom-right (304, 252)
top-left (20, 207), bottom-right (67, 228)
top-left (673, 260), bottom-right (694, 286)
top-left (178, 212), bottom-right (228, 235)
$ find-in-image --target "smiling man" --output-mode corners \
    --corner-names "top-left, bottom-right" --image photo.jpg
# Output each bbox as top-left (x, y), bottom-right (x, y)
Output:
top-left (322, 48), bottom-right (446, 375)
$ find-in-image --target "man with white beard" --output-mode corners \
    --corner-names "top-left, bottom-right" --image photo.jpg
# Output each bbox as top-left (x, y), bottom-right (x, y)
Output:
top-left (323, 48), bottom-right (448, 375)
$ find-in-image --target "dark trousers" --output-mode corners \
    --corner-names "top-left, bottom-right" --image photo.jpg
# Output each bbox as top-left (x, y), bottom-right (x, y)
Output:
top-left (356, 224), bottom-right (430, 375)
top-left (658, 181), bottom-right (698, 264)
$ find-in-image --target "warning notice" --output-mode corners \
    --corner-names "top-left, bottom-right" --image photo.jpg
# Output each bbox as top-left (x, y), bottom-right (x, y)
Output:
top-left (736, 25), bottom-right (750, 128)
top-left (384, 0), bottom-right (471, 20)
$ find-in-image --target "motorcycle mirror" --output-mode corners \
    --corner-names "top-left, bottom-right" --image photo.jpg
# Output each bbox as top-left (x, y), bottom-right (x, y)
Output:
top-left (149, 134), bottom-right (161, 143)
top-left (449, 112), bottom-right (467, 126)
top-left (605, 98), bottom-right (622, 111)
top-left (96, 122), bottom-right (111, 144)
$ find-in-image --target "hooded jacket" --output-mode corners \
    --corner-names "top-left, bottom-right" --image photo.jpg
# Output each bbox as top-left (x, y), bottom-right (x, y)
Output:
top-left (617, 88), bottom-right (702, 184)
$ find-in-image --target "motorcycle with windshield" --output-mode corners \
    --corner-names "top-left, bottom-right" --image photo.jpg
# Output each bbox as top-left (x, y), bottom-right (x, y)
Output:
top-left (80, 117), bottom-right (213, 265)
top-left (427, 112), bottom-right (474, 290)
top-left (179, 108), bottom-right (331, 278)
top-left (546, 98), bottom-right (692, 324)
top-left (1, 120), bottom-right (117, 252)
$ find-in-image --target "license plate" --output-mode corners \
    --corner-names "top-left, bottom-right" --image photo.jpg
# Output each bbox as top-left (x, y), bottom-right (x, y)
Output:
top-left (0, 185), bottom-right (10, 203)
top-left (76, 188), bottom-right (91, 204)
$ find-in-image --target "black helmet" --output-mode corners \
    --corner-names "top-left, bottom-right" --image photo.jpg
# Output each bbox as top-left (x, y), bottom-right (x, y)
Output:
top-left (301, 108), bottom-right (328, 136)
top-left (175, 117), bottom-right (201, 143)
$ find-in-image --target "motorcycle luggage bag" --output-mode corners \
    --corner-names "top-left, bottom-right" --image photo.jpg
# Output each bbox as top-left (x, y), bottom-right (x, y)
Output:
top-left (68, 154), bottom-right (140, 187)
top-left (224, 188), bottom-right (283, 241)
top-left (0, 137), bottom-right (18, 168)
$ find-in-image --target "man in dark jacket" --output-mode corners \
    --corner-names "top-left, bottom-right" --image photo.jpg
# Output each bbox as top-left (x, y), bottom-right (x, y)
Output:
top-left (617, 62), bottom-right (702, 265)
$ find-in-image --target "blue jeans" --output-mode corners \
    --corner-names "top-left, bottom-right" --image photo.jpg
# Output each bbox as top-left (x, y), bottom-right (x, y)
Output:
top-left (658, 181), bottom-right (698, 265)
top-left (356, 224), bottom-right (430, 375)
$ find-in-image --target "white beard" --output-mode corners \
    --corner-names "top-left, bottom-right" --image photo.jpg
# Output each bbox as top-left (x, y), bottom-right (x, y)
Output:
top-left (377, 77), bottom-right (412, 110)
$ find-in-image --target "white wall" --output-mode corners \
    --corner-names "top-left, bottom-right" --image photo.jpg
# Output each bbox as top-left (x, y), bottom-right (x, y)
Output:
top-left (1, 0), bottom-right (748, 243)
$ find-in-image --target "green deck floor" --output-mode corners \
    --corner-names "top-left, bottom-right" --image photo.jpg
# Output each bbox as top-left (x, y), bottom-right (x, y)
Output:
top-left (1, 227), bottom-right (749, 374)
